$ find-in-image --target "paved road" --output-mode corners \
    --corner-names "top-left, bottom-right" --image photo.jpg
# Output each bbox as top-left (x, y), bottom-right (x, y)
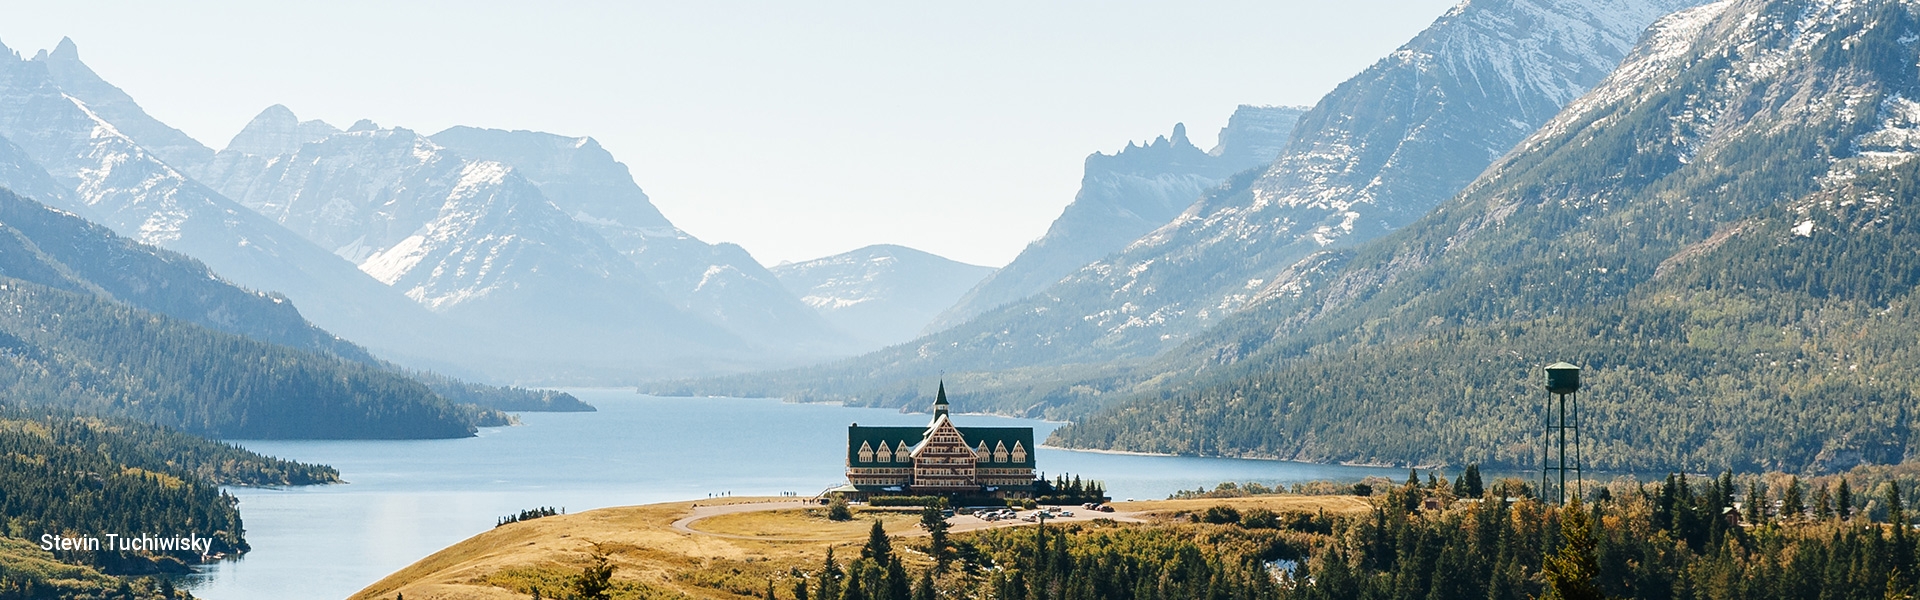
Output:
top-left (671, 501), bottom-right (1147, 541)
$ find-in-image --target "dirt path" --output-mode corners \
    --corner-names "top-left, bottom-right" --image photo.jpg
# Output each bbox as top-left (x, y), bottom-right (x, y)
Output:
top-left (670, 501), bottom-right (1149, 541)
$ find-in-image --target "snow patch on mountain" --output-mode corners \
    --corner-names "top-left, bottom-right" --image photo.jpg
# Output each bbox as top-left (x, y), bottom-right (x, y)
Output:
top-left (774, 244), bottom-right (993, 348)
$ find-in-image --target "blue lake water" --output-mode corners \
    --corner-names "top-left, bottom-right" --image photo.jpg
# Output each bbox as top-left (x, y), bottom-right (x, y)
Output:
top-left (188, 390), bottom-right (1401, 599)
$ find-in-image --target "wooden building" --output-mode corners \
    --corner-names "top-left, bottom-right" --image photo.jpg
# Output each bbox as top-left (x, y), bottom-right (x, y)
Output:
top-left (843, 383), bottom-right (1037, 498)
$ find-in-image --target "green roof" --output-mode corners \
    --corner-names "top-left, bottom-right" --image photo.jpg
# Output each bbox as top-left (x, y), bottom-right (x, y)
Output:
top-left (847, 424), bottom-right (1036, 468)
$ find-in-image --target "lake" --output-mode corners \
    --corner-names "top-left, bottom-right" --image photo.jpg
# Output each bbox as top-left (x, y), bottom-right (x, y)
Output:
top-left (187, 390), bottom-right (1401, 599)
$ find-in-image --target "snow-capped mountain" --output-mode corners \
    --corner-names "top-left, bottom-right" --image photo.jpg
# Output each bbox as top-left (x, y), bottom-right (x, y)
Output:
top-left (665, 0), bottom-right (1712, 408)
top-left (0, 38), bottom-right (472, 371)
top-left (1055, 0), bottom-right (1920, 471)
top-left (35, 37), bottom-right (213, 173)
top-left (199, 112), bottom-right (755, 376)
top-left (926, 106), bottom-right (1306, 333)
top-left (1032, 0), bottom-right (1706, 359)
top-left (427, 126), bottom-right (854, 356)
top-left (772, 245), bottom-right (994, 348)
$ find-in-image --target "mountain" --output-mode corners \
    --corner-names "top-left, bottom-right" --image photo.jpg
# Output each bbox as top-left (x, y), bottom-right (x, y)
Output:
top-left (926, 106), bottom-right (1306, 332)
top-left (0, 181), bottom-right (591, 411)
top-left (0, 185), bottom-right (373, 362)
top-left (426, 126), bottom-right (855, 358)
top-left (771, 244), bottom-right (995, 347)
top-left (1052, 0), bottom-right (1920, 473)
top-left (0, 38), bottom-right (482, 374)
top-left (653, 0), bottom-right (1706, 412)
top-left (34, 37), bottom-right (214, 173)
top-left (0, 274), bottom-right (494, 438)
top-left (198, 115), bottom-right (753, 380)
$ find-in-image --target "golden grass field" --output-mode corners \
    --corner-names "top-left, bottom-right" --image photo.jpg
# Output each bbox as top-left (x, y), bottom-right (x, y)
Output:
top-left (349, 494), bottom-right (1372, 600)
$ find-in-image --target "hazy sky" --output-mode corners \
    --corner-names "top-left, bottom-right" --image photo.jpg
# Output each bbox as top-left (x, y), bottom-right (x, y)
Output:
top-left (0, 1), bottom-right (1457, 268)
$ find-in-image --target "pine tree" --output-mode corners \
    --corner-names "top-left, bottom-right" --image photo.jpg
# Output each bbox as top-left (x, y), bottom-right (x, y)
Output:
top-left (794, 579), bottom-right (810, 600)
top-left (1816, 483), bottom-right (1834, 519)
top-left (921, 506), bottom-right (952, 573)
top-left (1888, 481), bottom-right (1907, 526)
top-left (1454, 464), bottom-right (1485, 498)
top-left (572, 554), bottom-right (614, 600)
top-left (818, 548), bottom-right (843, 600)
top-left (842, 562), bottom-right (868, 600)
top-left (912, 569), bottom-right (935, 600)
top-left (1783, 476), bottom-right (1805, 521)
top-left (1838, 479), bottom-right (1854, 520)
top-left (1542, 500), bottom-right (1603, 600)
top-left (1744, 481), bottom-right (1766, 524)
top-left (862, 520), bottom-right (893, 566)
top-left (886, 559), bottom-right (911, 600)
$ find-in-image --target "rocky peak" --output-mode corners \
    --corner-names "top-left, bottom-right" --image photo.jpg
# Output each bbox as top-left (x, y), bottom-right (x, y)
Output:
top-left (224, 104), bottom-right (340, 157)
top-left (429, 126), bottom-right (673, 230)
top-left (25, 37), bottom-right (214, 173)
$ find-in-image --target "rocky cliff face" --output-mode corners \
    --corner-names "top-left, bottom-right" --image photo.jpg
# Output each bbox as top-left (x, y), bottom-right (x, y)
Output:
top-left (927, 106), bottom-right (1306, 332)
top-left (428, 126), bottom-right (854, 357)
top-left (773, 244), bottom-right (994, 348)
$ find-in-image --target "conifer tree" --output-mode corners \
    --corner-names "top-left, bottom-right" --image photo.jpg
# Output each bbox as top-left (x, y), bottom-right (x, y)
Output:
top-left (885, 559), bottom-right (911, 600)
top-left (1453, 464), bottom-right (1485, 498)
top-left (572, 554), bottom-right (613, 600)
top-left (862, 520), bottom-right (893, 566)
top-left (794, 579), bottom-right (809, 600)
top-left (1542, 500), bottom-right (1603, 600)
top-left (1744, 481), bottom-right (1766, 524)
top-left (1888, 481), bottom-right (1907, 526)
top-left (1782, 476), bottom-right (1805, 520)
top-left (818, 548), bottom-right (843, 600)
top-left (920, 507), bottom-right (952, 573)
top-left (912, 569), bottom-right (934, 600)
top-left (841, 562), bottom-right (868, 600)
top-left (1816, 483), bottom-right (1834, 519)
top-left (1838, 478), bottom-right (1854, 519)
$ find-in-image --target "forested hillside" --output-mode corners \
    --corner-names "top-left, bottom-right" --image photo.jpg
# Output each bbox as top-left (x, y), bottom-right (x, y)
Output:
top-left (0, 407), bottom-right (338, 576)
top-left (0, 188), bottom-right (372, 362)
top-left (1054, 0), bottom-right (1920, 473)
top-left (0, 187), bottom-right (586, 414)
top-left (0, 277), bottom-right (497, 439)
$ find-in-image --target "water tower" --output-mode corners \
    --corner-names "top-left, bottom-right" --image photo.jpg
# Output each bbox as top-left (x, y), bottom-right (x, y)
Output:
top-left (1541, 362), bottom-right (1583, 505)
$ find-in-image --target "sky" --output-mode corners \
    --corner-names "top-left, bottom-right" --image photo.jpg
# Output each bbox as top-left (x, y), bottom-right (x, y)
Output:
top-left (0, 1), bottom-right (1458, 268)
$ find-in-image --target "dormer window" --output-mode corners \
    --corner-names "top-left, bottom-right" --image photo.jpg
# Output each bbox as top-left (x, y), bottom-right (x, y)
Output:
top-left (1011, 442), bottom-right (1027, 464)
top-left (993, 441), bottom-right (1008, 463)
top-left (902, 441), bottom-right (917, 462)
top-left (858, 441), bottom-right (874, 463)
top-left (975, 441), bottom-right (990, 460)
top-left (876, 441), bottom-right (893, 463)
